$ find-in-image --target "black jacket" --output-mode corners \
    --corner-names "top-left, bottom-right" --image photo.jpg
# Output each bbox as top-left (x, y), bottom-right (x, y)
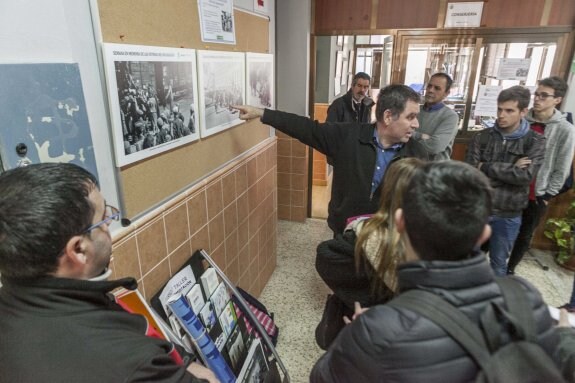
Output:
top-left (315, 230), bottom-right (394, 309)
top-left (326, 90), bottom-right (373, 123)
top-left (465, 124), bottom-right (546, 217)
top-left (310, 254), bottom-right (561, 383)
top-left (262, 109), bottom-right (429, 233)
top-left (0, 276), bottom-right (203, 383)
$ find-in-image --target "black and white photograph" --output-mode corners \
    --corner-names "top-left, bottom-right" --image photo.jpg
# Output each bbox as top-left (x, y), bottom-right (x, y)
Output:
top-left (246, 53), bottom-right (274, 109)
top-left (103, 43), bottom-right (200, 166)
top-left (197, 50), bottom-right (245, 138)
top-left (0, 63), bottom-right (98, 178)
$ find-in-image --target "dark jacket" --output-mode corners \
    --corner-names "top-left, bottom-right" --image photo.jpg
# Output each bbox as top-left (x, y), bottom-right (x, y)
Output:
top-left (0, 276), bottom-right (203, 383)
top-left (310, 254), bottom-right (560, 383)
top-left (326, 90), bottom-right (373, 123)
top-left (262, 109), bottom-right (429, 233)
top-left (465, 121), bottom-right (546, 217)
top-left (315, 230), bottom-right (394, 309)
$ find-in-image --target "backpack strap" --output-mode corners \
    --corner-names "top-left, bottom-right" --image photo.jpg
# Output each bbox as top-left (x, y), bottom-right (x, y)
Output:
top-left (494, 277), bottom-right (537, 341)
top-left (388, 290), bottom-right (490, 370)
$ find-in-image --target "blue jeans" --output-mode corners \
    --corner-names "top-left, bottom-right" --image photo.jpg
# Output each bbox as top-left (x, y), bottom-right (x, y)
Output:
top-left (488, 215), bottom-right (522, 276)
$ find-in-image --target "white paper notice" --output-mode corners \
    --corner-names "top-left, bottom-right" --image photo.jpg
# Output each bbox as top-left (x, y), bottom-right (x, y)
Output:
top-left (198, 0), bottom-right (236, 44)
top-left (497, 58), bottom-right (532, 81)
top-left (474, 85), bottom-right (502, 118)
top-left (444, 2), bottom-right (483, 28)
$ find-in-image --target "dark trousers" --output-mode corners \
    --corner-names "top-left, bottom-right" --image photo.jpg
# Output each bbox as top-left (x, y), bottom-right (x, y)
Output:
top-left (507, 199), bottom-right (548, 272)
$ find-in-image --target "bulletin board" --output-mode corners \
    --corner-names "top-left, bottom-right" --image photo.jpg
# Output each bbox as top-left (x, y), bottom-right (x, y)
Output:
top-left (97, 0), bottom-right (271, 217)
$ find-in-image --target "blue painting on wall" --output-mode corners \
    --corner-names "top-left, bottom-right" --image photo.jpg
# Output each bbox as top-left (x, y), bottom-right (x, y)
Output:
top-left (0, 63), bottom-right (98, 179)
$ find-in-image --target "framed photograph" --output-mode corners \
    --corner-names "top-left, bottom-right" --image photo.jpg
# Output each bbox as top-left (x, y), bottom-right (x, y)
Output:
top-left (102, 43), bottom-right (200, 167)
top-left (197, 50), bottom-right (245, 138)
top-left (0, 63), bottom-right (99, 178)
top-left (246, 53), bottom-right (274, 109)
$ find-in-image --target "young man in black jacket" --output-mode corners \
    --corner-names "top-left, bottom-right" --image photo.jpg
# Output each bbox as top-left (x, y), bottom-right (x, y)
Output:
top-left (310, 161), bottom-right (566, 383)
top-left (0, 163), bottom-right (216, 383)
top-left (466, 85), bottom-right (545, 276)
top-left (234, 84), bottom-right (429, 235)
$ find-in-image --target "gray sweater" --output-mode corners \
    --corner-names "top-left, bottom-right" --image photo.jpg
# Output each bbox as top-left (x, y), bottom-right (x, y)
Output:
top-left (526, 109), bottom-right (575, 198)
top-left (414, 104), bottom-right (459, 160)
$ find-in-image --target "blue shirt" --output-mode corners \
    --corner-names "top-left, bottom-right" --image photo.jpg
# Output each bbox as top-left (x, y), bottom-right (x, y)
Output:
top-left (371, 129), bottom-right (403, 195)
top-left (422, 102), bottom-right (446, 112)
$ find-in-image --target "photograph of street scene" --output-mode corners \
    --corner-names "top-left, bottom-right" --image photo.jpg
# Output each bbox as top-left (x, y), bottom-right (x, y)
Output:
top-left (103, 44), bottom-right (199, 166)
top-left (197, 51), bottom-right (245, 138)
top-left (246, 53), bottom-right (273, 109)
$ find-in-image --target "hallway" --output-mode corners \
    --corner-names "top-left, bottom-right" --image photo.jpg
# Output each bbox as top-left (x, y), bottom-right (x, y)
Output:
top-left (260, 218), bottom-right (575, 382)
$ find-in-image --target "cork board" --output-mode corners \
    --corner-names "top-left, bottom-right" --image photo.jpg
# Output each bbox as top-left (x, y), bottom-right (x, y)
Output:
top-left (97, 0), bottom-right (270, 217)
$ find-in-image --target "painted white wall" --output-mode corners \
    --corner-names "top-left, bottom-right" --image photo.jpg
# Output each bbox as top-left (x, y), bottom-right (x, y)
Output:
top-left (0, 0), bottom-right (120, 217)
top-left (276, 0), bottom-right (311, 115)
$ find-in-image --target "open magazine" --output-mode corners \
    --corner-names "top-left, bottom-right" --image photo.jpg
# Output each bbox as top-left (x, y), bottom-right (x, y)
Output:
top-left (149, 249), bottom-right (288, 383)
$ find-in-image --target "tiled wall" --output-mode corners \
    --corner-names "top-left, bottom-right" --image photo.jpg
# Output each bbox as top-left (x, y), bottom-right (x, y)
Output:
top-left (109, 139), bottom-right (278, 301)
top-left (312, 104), bottom-right (329, 186)
top-left (276, 131), bottom-right (309, 222)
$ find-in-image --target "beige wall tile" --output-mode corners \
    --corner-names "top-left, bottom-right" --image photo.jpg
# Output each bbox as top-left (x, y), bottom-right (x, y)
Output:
top-left (278, 205), bottom-right (290, 220)
top-left (225, 229), bottom-right (239, 265)
top-left (191, 224), bottom-right (210, 254)
top-left (292, 157), bottom-right (307, 175)
top-left (291, 174), bottom-right (306, 190)
top-left (237, 219), bottom-right (249, 248)
top-left (291, 190), bottom-right (305, 207)
top-left (277, 172), bottom-right (290, 189)
top-left (169, 240), bottom-right (192, 274)
top-left (222, 171), bottom-right (236, 208)
top-left (292, 141), bottom-right (307, 157)
top-left (142, 258), bottom-right (170, 300)
top-left (209, 212), bottom-right (225, 252)
top-left (277, 156), bottom-right (291, 173)
top-left (277, 138), bottom-right (291, 156)
top-left (188, 190), bottom-right (207, 236)
top-left (206, 180), bottom-right (223, 221)
top-left (291, 206), bottom-right (307, 222)
top-left (236, 192), bottom-right (249, 224)
top-left (235, 164), bottom-right (248, 197)
top-left (164, 203), bottom-right (189, 254)
top-left (277, 188), bottom-right (290, 206)
top-left (137, 219), bottom-right (167, 276)
top-left (112, 236), bottom-right (141, 280)
top-left (211, 244), bottom-right (226, 270)
top-left (225, 257), bottom-right (240, 286)
top-left (247, 157), bottom-right (258, 185)
top-left (224, 201), bottom-right (238, 238)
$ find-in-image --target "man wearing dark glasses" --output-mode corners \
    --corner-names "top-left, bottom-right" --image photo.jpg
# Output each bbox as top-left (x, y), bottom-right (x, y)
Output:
top-left (507, 76), bottom-right (575, 275)
top-left (0, 163), bottom-right (216, 382)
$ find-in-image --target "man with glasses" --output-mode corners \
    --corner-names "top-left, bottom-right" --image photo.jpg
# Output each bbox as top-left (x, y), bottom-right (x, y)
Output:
top-left (507, 76), bottom-right (575, 275)
top-left (0, 163), bottom-right (216, 382)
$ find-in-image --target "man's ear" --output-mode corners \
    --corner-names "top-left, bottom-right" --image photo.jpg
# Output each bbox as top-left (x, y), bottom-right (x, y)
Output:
top-left (394, 208), bottom-right (405, 234)
top-left (476, 224), bottom-right (491, 247)
top-left (54, 235), bottom-right (88, 277)
top-left (383, 109), bottom-right (393, 125)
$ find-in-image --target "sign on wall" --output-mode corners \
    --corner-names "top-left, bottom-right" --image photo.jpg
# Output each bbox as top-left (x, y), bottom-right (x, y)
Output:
top-left (444, 2), bottom-right (484, 28)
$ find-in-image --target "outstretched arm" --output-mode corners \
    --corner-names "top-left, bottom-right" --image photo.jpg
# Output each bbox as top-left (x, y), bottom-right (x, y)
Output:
top-left (232, 105), bottom-right (264, 120)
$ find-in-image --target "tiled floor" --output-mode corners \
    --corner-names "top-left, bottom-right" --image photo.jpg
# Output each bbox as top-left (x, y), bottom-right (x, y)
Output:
top-left (260, 218), bottom-right (575, 383)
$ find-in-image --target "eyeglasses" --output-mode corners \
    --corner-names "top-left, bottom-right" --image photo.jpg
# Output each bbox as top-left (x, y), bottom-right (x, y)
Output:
top-left (84, 204), bottom-right (120, 233)
top-left (533, 92), bottom-right (556, 99)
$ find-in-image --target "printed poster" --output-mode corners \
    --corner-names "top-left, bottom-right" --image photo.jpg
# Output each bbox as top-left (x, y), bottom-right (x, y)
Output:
top-left (198, 0), bottom-right (236, 44)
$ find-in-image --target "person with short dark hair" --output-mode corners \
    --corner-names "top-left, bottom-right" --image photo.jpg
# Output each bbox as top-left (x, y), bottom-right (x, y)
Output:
top-left (234, 84), bottom-right (429, 234)
top-left (507, 76), bottom-right (575, 274)
top-left (326, 72), bottom-right (374, 123)
top-left (466, 85), bottom-right (546, 276)
top-left (414, 72), bottom-right (460, 160)
top-left (0, 163), bottom-right (216, 383)
top-left (309, 161), bottom-right (561, 382)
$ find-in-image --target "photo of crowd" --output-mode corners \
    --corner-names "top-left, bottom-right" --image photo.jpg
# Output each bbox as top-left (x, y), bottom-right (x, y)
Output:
top-left (113, 60), bottom-right (198, 157)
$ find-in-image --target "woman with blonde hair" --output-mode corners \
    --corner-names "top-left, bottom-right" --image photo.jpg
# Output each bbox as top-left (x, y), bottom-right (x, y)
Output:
top-left (315, 157), bottom-right (425, 349)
